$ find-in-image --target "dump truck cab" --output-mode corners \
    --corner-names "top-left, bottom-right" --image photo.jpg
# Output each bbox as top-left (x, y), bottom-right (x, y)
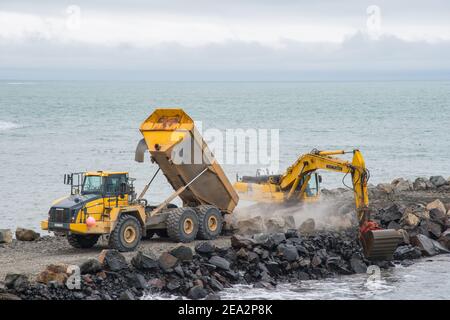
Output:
top-left (41, 171), bottom-right (147, 251)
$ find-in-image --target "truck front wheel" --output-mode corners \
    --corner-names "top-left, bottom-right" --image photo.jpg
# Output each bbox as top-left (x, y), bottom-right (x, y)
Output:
top-left (109, 214), bottom-right (142, 252)
top-left (166, 208), bottom-right (198, 242)
top-left (196, 205), bottom-right (223, 240)
top-left (67, 234), bottom-right (99, 249)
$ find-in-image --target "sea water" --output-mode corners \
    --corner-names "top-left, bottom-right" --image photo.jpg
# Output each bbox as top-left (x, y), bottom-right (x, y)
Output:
top-left (1, 81), bottom-right (449, 299)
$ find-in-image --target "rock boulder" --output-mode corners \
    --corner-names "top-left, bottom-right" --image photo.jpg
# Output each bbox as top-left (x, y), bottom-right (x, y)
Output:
top-left (299, 218), bottom-right (315, 234)
top-left (391, 178), bottom-right (412, 193)
top-left (426, 199), bottom-right (446, 217)
top-left (15, 227), bottom-right (40, 241)
top-left (195, 242), bottom-right (216, 255)
top-left (158, 252), bottom-right (178, 271)
top-left (277, 244), bottom-right (299, 262)
top-left (80, 259), bottom-right (102, 274)
top-left (413, 177), bottom-right (428, 191)
top-left (0, 229), bottom-right (12, 244)
top-left (411, 234), bottom-right (450, 256)
top-left (430, 176), bottom-right (447, 188)
top-left (188, 285), bottom-right (208, 300)
top-left (230, 235), bottom-right (255, 249)
top-left (393, 245), bottom-right (422, 260)
top-left (36, 265), bottom-right (68, 286)
top-left (235, 216), bottom-right (265, 234)
top-left (170, 245), bottom-right (194, 261)
top-left (98, 250), bottom-right (128, 271)
top-left (209, 256), bottom-right (230, 271)
top-left (131, 251), bottom-right (159, 270)
top-left (4, 273), bottom-right (29, 291)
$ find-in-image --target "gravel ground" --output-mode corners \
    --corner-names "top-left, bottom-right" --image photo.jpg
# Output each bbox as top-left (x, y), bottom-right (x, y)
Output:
top-left (0, 235), bottom-right (230, 280)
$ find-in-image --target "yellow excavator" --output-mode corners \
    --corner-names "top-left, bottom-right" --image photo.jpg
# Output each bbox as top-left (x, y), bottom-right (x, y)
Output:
top-left (234, 149), bottom-right (401, 260)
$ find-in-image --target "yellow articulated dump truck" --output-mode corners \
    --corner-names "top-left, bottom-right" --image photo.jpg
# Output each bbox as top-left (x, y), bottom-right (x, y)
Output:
top-left (41, 109), bottom-right (239, 251)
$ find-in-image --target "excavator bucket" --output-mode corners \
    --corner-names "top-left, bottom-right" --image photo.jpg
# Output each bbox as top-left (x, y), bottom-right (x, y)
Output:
top-left (361, 229), bottom-right (402, 261)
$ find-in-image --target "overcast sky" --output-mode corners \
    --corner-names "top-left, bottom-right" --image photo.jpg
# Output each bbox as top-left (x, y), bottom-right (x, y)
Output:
top-left (1, 0), bottom-right (450, 80)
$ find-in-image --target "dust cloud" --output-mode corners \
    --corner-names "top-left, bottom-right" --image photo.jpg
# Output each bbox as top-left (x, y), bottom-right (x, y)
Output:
top-left (230, 198), bottom-right (357, 233)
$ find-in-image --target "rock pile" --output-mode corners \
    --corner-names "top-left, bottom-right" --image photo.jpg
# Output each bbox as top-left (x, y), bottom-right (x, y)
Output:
top-left (318, 175), bottom-right (450, 261)
top-left (376, 175), bottom-right (450, 194)
top-left (369, 197), bottom-right (450, 259)
top-left (1, 229), bottom-right (373, 300)
top-left (1, 175), bottom-right (449, 300)
top-left (234, 215), bottom-right (298, 235)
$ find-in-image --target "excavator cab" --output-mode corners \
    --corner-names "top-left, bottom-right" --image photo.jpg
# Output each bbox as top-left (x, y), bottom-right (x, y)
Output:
top-left (296, 173), bottom-right (321, 201)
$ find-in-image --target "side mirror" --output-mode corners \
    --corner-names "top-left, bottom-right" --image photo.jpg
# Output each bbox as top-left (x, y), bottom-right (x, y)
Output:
top-left (64, 173), bottom-right (73, 185)
top-left (318, 175), bottom-right (323, 183)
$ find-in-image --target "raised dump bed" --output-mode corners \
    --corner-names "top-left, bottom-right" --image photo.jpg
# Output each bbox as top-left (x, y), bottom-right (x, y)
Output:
top-left (135, 108), bottom-right (239, 242)
top-left (137, 108), bottom-right (238, 213)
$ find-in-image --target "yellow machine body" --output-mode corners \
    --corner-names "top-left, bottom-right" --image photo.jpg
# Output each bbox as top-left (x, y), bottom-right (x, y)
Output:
top-left (41, 172), bottom-right (146, 235)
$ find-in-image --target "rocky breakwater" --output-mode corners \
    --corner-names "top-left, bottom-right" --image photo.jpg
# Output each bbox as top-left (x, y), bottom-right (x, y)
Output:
top-left (372, 198), bottom-right (450, 260)
top-left (1, 229), bottom-right (372, 300)
top-left (323, 175), bottom-right (450, 261)
top-left (1, 176), bottom-right (449, 300)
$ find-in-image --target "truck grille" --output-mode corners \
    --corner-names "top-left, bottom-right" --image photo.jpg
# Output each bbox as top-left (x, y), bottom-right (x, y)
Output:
top-left (49, 208), bottom-right (72, 223)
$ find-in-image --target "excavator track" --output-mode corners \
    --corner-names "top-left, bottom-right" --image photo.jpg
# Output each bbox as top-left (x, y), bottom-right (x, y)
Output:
top-left (361, 229), bottom-right (402, 261)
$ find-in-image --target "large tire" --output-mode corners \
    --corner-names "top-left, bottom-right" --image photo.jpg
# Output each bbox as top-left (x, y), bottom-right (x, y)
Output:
top-left (166, 208), bottom-right (198, 242)
top-left (196, 205), bottom-right (223, 240)
top-left (109, 214), bottom-right (142, 252)
top-left (67, 234), bottom-right (99, 249)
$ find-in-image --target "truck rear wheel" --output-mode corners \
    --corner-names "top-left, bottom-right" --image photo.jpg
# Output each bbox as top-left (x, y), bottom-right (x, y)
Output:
top-left (109, 214), bottom-right (142, 252)
top-left (196, 205), bottom-right (223, 240)
top-left (67, 234), bottom-right (99, 249)
top-left (166, 208), bottom-right (198, 242)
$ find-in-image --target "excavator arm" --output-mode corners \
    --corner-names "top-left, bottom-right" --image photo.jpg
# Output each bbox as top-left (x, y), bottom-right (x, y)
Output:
top-left (282, 149), bottom-right (400, 260)
top-left (280, 150), bottom-right (368, 217)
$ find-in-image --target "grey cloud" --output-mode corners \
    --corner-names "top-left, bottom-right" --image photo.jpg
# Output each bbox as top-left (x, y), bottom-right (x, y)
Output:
top-left (1, 1), bottom-right (450, 80)
top-left (1, 32), bottom-right (449, 80)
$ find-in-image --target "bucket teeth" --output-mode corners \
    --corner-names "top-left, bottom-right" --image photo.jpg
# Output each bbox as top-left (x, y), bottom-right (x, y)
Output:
top-left (361, 229), bottom-right (402, 261)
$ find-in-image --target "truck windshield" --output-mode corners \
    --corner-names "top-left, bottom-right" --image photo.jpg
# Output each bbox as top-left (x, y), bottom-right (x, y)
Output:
top-left (82, 176), bottom-right (103, 195)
